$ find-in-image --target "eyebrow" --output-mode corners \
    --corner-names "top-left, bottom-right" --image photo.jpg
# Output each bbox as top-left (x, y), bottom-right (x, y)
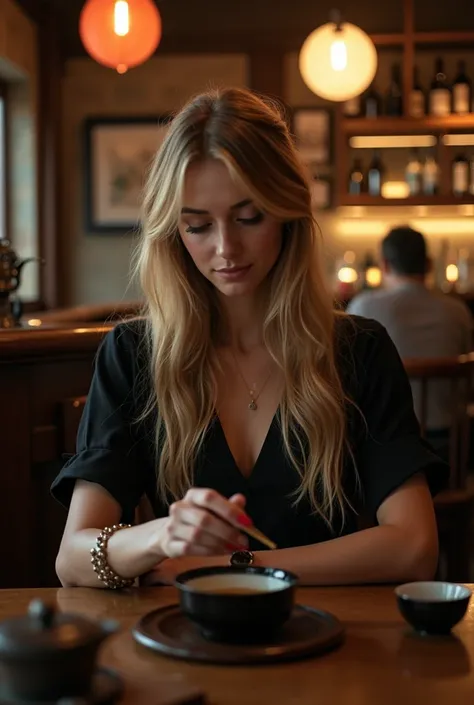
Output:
top-left (181, 199), bottom-right (252, 215)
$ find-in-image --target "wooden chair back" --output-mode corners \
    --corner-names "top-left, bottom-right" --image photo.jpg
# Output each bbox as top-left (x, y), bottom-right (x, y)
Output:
top-left (403, 353), bottom-right (474, 490)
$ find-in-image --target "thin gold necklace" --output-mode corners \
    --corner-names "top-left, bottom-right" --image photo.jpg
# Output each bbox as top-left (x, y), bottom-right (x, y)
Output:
top-left (230, 349), bottom-right (273, 411)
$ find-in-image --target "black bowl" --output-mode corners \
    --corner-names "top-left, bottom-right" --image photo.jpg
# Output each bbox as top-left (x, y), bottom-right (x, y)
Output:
top-left (174, 566), bottom-right (298, 644)
top-left (395, 581), bottom-right (472, 635)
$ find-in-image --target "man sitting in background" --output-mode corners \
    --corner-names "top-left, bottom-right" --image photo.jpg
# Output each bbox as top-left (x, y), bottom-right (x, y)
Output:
top-left (347, 225), bottom-right (473, 446)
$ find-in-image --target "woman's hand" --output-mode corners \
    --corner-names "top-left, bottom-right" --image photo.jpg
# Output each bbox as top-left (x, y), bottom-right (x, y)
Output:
top-left (158, 489), bottom-right (250, 559)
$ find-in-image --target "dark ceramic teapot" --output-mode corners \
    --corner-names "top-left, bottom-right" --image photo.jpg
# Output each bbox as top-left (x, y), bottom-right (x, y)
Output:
top-left (0, 599), bottom-right (119, 703)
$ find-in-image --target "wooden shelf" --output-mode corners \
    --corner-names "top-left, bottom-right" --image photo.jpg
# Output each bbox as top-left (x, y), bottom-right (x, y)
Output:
top-left (342, 115), bottom-right (474, 135)
top-left (370, 33), bottom-right (405, 47)
top-left (414, 31), bottom-right (474, 46)
top-left (339, 195), bottom-right (474, 207)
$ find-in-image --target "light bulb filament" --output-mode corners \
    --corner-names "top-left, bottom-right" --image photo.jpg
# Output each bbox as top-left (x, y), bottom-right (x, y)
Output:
top-left (114, 0), bottom-right (129, 36)
top-left (330, 39), bottom-right (347, 71)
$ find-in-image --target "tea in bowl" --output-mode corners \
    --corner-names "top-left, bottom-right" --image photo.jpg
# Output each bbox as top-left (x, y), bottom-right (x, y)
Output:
top-left (395, 581), bottom-right (472, 635)
top-left (174, 566), bottom-right (298, 643)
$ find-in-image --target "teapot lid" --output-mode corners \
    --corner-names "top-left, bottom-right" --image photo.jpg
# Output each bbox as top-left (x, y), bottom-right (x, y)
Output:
top-left (0, 239), bottom-right (14, 254)
top-left (0, 599), bottom-right (110, 657)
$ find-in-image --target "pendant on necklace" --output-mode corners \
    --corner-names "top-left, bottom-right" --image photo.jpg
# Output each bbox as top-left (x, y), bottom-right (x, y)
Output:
top-left (248, 400), bottom-right (258, 411)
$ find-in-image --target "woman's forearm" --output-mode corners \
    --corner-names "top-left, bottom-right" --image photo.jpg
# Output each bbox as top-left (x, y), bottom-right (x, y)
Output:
top-left (56, 519), bottom-right (169, 588)
top-left (254, 524), bottom-right (438, 585)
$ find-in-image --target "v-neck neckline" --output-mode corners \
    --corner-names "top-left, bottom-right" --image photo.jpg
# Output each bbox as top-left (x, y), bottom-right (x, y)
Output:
top-left (215, 410), bottom-right (279, 482)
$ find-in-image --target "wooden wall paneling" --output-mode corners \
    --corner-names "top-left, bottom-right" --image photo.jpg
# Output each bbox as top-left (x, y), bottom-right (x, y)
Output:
top-left (0, 366), bottom-right (35, 587)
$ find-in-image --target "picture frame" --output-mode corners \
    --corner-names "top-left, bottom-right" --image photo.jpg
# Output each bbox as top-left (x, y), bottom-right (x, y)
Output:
top-left (292, 108), bottom-right (332, 166)
top-left (83, 116), bottom-right (171, 233)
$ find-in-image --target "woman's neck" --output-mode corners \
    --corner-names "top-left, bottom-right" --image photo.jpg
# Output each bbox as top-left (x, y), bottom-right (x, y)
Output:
top-left (218, 295), bottom-right (265, 353)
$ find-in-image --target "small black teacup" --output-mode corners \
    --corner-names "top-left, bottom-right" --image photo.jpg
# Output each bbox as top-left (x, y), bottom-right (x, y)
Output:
top-left (395, 581), bottom-right (471, 635)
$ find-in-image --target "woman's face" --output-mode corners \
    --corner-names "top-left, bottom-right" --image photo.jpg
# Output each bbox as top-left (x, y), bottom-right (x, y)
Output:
top-left (178, 159), bottom-right (283, 299)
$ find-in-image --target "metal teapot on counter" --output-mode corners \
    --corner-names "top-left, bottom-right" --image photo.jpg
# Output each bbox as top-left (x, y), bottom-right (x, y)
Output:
top-left (0, 599), bottom-right (122, 703)
top-left (0, 239), bottom-right (42, 328)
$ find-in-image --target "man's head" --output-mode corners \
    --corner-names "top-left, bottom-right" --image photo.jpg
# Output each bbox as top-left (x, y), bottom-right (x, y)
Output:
top-left (381, 226), bottom-right (429, 280)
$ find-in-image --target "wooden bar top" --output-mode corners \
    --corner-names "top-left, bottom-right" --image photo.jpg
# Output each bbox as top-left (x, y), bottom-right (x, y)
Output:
top-left (0, 322), bottom-right (114, 361)
top-left (1, 585), bottom-right (472, 705)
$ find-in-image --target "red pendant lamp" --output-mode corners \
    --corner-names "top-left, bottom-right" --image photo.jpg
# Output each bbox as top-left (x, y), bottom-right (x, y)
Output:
top-left (79, 0), bottom-right (162, 74)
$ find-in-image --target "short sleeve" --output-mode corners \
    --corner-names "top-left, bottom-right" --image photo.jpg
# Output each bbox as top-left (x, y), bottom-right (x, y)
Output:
top-left (352, 318), bottom-right (449, 517)
top-left (50, 320), bottom-right (150, 518)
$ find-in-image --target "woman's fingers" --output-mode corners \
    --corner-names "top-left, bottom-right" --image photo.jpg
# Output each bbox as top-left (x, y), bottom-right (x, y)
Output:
top-left (229, 493), bottom-right (247, 510)
top-left (169, 503), bottom-right (248, 550)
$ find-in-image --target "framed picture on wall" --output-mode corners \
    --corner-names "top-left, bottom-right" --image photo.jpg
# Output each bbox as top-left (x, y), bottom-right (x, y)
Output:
top-left (292, 108), bottom-right (332, 166)
top-left (83, 116), bottom-right (171, 233)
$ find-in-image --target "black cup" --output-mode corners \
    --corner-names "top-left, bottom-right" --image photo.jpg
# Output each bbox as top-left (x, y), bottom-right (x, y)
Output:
top-left (395, 581), bottom-right (472, 635)
top-left (174, 565), bottom-right (298, 643)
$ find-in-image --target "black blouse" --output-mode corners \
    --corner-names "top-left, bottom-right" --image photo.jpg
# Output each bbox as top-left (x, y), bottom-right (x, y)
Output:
top-left (51, 315), bottom-right (448, 551)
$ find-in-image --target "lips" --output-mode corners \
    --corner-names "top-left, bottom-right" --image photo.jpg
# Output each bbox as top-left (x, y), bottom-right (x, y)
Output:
top-left (216, 266), bottom-right (249, 273)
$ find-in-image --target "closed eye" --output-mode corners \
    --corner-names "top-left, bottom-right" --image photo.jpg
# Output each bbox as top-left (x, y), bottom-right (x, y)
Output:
top-left (185, 223), bottom-right (211, 234)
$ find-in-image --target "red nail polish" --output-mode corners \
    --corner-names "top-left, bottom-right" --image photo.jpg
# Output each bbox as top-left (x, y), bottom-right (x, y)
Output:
top-left (225, 542), bottom-right (244, 552)
top-left (238, 514), bottom-right (253, 527)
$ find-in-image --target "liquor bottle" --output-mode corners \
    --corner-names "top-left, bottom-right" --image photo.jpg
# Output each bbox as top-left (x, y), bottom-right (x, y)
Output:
top-left (367, 150), bottom-right (384, 196)
top-left (422, 151), bottom-right (439, 196)
top-left (405, 148), bottom-right (423, 195)
top-left (452, 60), bottom-right (471, 115)
top-left (385, 63), bottom-right (403, 116)
top-left (363, 84), bottom-right (382, 118)
top-left (348, 158), bottom-right (365, 195)
top-left (343, 95), bottom-right (361, 118)
top-left (428, 57), bottom-right (451, 116)
top-left (408, 66), bottom-right (425, 118)
top-left (452, 152), bottom-right (470, 196)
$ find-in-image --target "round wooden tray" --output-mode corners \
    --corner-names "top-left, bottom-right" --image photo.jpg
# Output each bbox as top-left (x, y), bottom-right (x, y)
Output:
top-left (133, 603), bottom-right (345, 665)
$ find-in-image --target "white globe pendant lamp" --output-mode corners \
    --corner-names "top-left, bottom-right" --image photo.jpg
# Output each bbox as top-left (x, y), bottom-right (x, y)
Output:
top-left (299, 10), bottom-right (378, 102)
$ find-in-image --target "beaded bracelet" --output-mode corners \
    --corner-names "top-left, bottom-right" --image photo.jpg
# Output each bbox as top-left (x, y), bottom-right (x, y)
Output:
top-left (90, 524), bottom-right (135, 589)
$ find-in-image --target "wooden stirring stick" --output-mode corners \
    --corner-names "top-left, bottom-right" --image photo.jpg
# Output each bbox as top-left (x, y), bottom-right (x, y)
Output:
top-left (239, 524), bottom-right (277, 550)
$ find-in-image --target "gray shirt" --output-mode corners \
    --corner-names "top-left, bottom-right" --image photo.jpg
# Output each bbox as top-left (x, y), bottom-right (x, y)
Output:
top-left (347, 282), bottom-right (473, 429)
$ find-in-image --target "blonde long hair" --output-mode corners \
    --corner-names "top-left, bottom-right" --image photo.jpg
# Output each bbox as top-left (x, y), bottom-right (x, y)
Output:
top-left (136, 87), bottom-right (349, 525)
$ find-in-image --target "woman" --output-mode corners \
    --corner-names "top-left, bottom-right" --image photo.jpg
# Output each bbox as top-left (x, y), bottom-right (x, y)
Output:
top-left (52, 88), bottom-right (447, 589)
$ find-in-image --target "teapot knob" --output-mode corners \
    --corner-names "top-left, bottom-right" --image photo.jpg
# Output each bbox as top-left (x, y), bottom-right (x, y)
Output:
top-left (28, 599), bottom-right (55, 629)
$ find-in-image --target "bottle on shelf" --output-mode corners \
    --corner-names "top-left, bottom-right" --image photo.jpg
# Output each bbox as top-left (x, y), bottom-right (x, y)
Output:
top-left (452, 152), bottom-right (470, 196)
top-left (343, 95), bottom-right (362, 118)
top-left (408, 66), bottom-right (425, 118)
top-left (367, 149), bottom-right (384, 196)
top-left (422, 150), bottom-right (439, 196)
top-left (428, 57), bottom-right (451, 117)
top-left (405, 148), bottom-right (423, 195)
top-left (363, 84), bottom-right (382, 118)
top-left (348, 158), bottom-right (365, 195)
top-left (452, 59), bottom-right (471, 115)
top-left (385, 63), bottom-right (403, 116)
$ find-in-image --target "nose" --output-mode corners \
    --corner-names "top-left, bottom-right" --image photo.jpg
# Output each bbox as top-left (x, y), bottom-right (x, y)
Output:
top-left (215, 222), bottom-right (242, 260)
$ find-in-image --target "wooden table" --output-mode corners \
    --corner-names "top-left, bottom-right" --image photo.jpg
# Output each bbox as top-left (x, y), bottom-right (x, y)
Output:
top-left (1, 585), bottom-right (473, 705)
